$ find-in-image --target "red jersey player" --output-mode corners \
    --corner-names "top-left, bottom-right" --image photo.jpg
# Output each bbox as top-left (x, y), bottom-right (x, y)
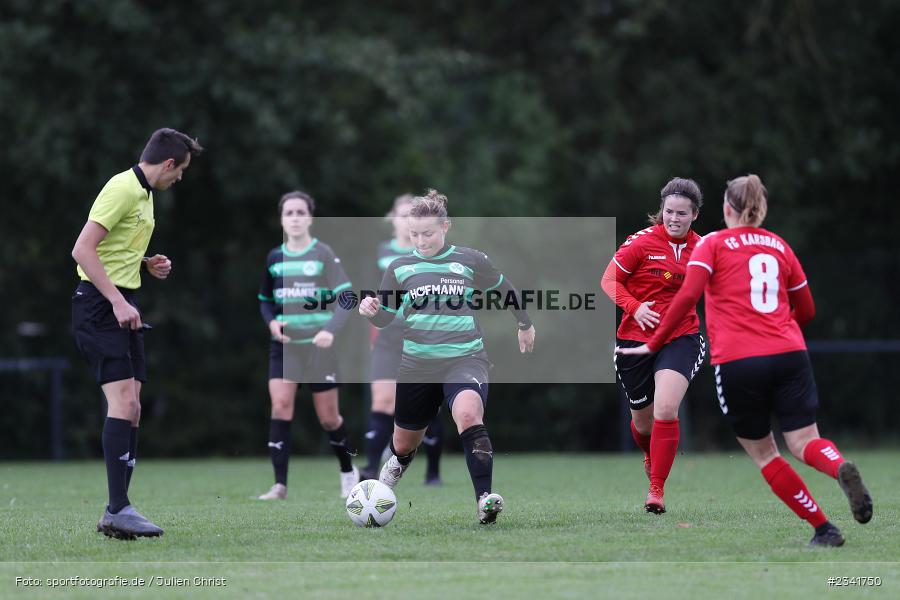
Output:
top-left (618, 174), bottom-right (872, 547)
top-left (601, 177), bottom-right (707, 514)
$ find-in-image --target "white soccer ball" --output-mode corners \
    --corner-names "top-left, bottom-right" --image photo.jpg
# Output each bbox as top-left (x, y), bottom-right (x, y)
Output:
top-left (345, 479), bottom-right (397, 528)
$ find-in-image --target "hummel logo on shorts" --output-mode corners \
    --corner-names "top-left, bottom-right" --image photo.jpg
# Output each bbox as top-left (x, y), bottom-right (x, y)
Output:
top-left (268, 441), bottom-right (284, 450)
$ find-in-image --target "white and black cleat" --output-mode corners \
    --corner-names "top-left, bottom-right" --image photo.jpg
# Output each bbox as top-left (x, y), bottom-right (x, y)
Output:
top-left (379, 455), bottom-right (411, 489)
top-left (477, 492), bottom-right (504, 525)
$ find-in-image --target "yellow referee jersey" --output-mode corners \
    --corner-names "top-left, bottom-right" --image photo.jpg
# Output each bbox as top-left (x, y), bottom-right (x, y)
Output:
top-left (77, 168), bottom-right (155, 289)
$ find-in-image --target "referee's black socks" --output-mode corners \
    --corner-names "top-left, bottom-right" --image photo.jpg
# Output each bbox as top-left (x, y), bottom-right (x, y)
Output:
top-left (125, 427), bottom-right (138, 491)
top-left (102, 417), bottom-right (132, 513)
top-left (460, 424), bottom-right (493, 499)
top-left (268, 419), bottom-right (292, 485)
top-left (326, 422), bottom-right (354, 473)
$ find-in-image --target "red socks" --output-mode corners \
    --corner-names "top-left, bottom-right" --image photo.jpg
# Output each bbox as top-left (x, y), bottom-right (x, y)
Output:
top-left (802, 438), bottom-right (844, 478)
top-left (761, 456), bottom-right (828, 528)
top-left (649, 419), bottom-right (679, 490)
top-left (630, 420), bottom-right (652, 455)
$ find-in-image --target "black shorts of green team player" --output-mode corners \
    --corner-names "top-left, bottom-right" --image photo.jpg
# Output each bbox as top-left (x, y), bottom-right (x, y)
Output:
top-left (614, 333), bottom-right (706, 410)
top-left (713, 350), bottom-right (819, 440)
top-left (71, 281), bottom-right (147, 385)
top-left (394, 356), bottom-right (490, 430)
top-left (268, 341), bottom-right (340, 392)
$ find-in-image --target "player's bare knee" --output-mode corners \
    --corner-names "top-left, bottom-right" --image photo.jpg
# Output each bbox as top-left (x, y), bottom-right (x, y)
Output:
top-left (371, 394), bottom-right (394, 413)
top-left (631, 408), bottom-right (653, 434)
top-left (320, 416), bottom-right (342, 431)
top-left (786, 436), bottom-right (811, 461)
top-left (654, 408), bottom-right (678, 421)
top-left (454, 412), bottom-right (481, 432)
top-left (271, 397), bottom-right (294, 419)
top-left (392, 438), bottom-right (416, 456)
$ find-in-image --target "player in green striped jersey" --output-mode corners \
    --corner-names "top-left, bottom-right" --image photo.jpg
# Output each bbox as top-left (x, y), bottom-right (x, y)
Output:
top-left (257, 191), bottom-right (359, 500)
top-left (362, 194), bottom-right (445, 485)
top-left (360, 189), bottom-right (536, 524)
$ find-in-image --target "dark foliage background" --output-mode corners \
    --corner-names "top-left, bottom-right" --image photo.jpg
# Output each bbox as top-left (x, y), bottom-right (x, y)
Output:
top-left (2, 0), bottom-right (898, 458)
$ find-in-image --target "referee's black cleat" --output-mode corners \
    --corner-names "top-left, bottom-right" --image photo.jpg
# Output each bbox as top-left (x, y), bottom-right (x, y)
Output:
top-left (837, 461), bottom-right (873, 524)
top-left (809, 521), bottom-right (844, 547)
top-left (97, 505), bottom-right (164, 540)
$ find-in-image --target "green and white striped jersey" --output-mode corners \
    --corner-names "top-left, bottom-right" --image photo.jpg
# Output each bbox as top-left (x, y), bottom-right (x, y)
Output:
top-left (259, 239), bottom-right (352, 344)
top-left (375, 244), bottom-right (507, 362)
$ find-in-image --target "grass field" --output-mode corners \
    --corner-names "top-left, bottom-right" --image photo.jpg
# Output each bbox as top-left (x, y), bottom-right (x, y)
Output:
top-left (1, 452), bottom-right (898, 599)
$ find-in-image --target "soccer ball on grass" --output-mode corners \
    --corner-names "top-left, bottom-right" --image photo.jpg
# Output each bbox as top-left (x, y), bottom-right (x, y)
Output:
top-left (345, 480), bottom-right (397, 527)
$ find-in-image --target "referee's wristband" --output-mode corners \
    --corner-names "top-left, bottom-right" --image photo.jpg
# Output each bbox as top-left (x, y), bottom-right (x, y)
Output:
top-left (517, 320), bottom-right (533, 331)
top-left (141, 256), bottom-right (150, 270)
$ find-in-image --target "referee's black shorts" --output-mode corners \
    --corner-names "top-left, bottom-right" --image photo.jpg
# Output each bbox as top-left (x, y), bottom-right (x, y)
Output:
top-left (713, 350), bottom-right (819, 440)
top-left (614, 333), bottom-right (706, 410)
top-left (71, 281), bottom-right (147, 385)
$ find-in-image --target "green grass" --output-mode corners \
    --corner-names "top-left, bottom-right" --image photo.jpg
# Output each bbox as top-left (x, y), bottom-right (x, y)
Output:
top-left (1, 452), bottom-right (898, 599)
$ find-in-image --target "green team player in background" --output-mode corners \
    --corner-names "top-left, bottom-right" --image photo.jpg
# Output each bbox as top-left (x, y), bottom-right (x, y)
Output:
top-left (361, 193), bottom-right (445, 485)
top-left (71, 128), bottom-right (203, 539)
top-left (257, 191), bottom-right (359, 500)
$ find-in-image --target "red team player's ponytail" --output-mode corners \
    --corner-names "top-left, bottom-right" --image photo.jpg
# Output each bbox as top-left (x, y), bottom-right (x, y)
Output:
top-left (725, 174), bottom-right (768, 227)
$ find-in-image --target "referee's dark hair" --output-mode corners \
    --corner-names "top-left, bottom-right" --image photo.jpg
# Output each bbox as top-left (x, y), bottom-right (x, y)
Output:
top-left (278, 190), bottom-right (316, 216)
top-left (140, 128), bottom-right (204, 166)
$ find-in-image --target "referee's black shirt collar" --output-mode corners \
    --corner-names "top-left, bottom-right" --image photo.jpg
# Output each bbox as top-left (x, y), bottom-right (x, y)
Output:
top-left (132, 165), bottom-right (152, 195)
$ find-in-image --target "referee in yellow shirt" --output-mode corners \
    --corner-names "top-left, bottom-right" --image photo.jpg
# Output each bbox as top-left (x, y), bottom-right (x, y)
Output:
top-left (71, 128), bottom-right (202, 539)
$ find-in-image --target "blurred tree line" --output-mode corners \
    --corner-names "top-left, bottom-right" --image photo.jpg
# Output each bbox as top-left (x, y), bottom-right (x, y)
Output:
top-left (2, 0), bottom-right (898, 458)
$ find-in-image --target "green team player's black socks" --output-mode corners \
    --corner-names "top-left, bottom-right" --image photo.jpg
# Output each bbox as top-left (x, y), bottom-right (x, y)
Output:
top-left (423, 416), bottom-right (443, 479)
top-left (326, 422), bottom-right (354, 473)
top-left (389, 440), bottom-right (417, 465)
top-left (460, 424), bottom-right (493, 499)
top-left (365, 411), bottom-right (393, 472)
top-left (268, 419), bottom-right (292, 485)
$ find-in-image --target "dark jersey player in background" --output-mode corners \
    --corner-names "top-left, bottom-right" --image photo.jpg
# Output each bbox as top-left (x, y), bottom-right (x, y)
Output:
top-left (257, 191), bottom-right (359, 500)
top-left (601, 177), bottom-right (706, 514)
top-left (71, 128), bottom-right (203, 539)
top-left (618, 174), bottom-right (873, 547)
top-left (361, 194), bottom-right (445, 485)
top-left (359, 189), bottom-right (536, 525)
